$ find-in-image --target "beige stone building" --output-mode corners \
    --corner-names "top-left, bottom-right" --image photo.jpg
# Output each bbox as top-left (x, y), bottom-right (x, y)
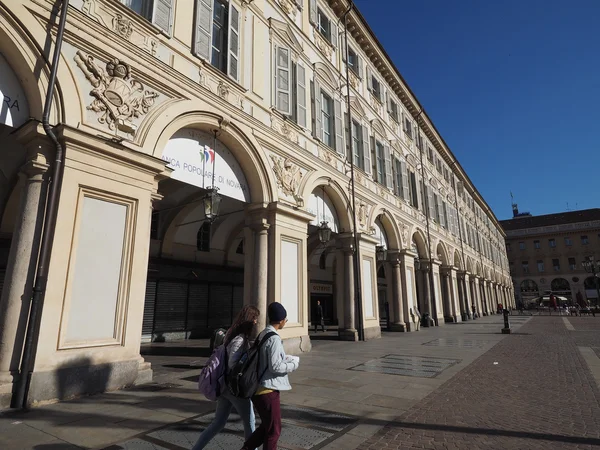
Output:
top-left (0, 0), bottom-right (513, 408)
top-left (501, 208), bottom-right (600, 307)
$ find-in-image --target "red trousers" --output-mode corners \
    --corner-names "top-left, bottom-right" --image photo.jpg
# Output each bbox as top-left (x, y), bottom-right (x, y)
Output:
top-left (241, 390), bottom-right (281, 450)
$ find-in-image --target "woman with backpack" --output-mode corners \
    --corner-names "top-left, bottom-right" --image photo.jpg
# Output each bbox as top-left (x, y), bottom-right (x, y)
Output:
top-left (192, 305), bottom-right (260, 450)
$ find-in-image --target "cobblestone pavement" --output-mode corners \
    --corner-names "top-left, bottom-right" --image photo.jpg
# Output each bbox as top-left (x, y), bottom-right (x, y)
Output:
top-left (360, 316), bottom-right (600, 449)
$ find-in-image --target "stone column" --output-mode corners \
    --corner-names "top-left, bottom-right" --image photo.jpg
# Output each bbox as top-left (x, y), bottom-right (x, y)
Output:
top-left (0, 150), bottom-right (49, 408)
top-left (463, 272), bottom-right (473, 319)
top-left (440, 269), bottom-right (455, 322)
top-left (389, 254), bottom-right (406, 332)
top-left (457, 271), bottom-right (469, 320)
top-left (449, 268), bottom-right (461, 322)
top-left (399, 250), bottom-right (417, 331)
top-left (250, 220), bottom-right (270, 331)
top-left (338, 235), bottom-right (357, 341)
top-left (420, 263), bottom-right (432, 316)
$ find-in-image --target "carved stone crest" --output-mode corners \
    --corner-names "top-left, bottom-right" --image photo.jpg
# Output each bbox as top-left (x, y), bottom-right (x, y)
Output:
top-left (318, 147), bottom-right (336, 168)
top-left (271, 155), bottom-right (303, 205)
top-left (315, 32), bottom-right (333, 59)
top-left (400, 223), bottom-right (409, 246)
top-left (271, 115), bottom-right (299, 144)
top-left (279, 0), bottom-right (297, 16)
top-left (217, 81), bottom-right (230, 100)
top-left (74, 50), bottom-right (158, 134)
top-left (112, 13), bottom-right (133, 39)
top-left (348, 70), bottom-right (359, 89)
top-left (357, 203), bottom-right (367, 228)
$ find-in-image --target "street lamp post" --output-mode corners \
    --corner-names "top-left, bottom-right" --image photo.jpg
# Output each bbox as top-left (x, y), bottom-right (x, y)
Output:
top-left (582, 256), bottom-right (600, 307)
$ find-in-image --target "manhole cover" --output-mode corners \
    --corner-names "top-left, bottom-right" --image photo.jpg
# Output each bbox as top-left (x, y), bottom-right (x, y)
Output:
top-left (349, 354), bottom-right (460, 378)
top-left (422, 338), bottom-right (490, 348)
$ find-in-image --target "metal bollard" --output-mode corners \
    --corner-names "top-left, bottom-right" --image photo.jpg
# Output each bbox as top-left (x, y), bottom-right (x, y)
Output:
top-left (502, 308), bottom-right (511, 334)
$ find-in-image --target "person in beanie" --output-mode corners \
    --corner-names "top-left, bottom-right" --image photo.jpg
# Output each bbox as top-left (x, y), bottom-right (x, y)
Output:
top-left (240, 302), bottom-right (299, 450)
top-left (314, 300), bottom-right (325, 332)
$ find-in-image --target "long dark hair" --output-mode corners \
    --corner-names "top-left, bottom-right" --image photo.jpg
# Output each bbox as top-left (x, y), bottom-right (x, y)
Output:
top-left (224, 305), bottom-right (260, 346)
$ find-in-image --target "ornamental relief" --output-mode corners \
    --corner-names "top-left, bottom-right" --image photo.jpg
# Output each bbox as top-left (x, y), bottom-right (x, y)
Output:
top-left (271, 115), bottom-right (299, 144)
top-left (74, 50), bottom-right (161, 135)
top-left (270, 155), bottom-right (304, 206)
top-left (314, 32), bottom-right (333, 59)
top-left (79, 0), bottom-right (161, 58)
top-left (278, 0), bottom-right (297, 17)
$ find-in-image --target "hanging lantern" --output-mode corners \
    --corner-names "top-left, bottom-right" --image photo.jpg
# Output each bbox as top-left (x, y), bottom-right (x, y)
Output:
top-left (318, 221), bottom-right (332, 244)
top-left (376, 245), bottom-right (387, 262)
top-left (203, 188), bottom-right (222, 222)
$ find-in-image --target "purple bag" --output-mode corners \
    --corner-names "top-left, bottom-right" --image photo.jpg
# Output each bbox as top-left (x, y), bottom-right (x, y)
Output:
top-left (198, 345), bottom-right (227, 401)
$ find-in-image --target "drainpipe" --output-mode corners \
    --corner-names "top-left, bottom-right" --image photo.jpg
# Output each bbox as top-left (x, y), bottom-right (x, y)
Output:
top-left (14, 0), bottom-right (70, 410)
top-left (415, 109), bottom-right (438, 326)
top-left (340, 1), bottom-right (364, 341)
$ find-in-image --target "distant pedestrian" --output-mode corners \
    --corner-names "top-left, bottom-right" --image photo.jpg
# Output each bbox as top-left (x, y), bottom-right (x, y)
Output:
top-left (192, 306), bottom-right (260, 450)
top-left (471, 304), bottom-right (477, 319)
top-left (314, 300), bottom-right (325, 332)
top-left (241, 302), bottom-right (299, 450)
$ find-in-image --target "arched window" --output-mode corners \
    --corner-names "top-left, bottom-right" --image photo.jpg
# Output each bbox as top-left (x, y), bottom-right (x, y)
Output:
top-left (197, 222), bottom-right (211, 252)
top-left (584, 277), bottom-right (597, 290)
top-left (319, 252), bottom-right (327, 270)
top-left (551, 278), bottom-right (570, 292)
top-left (520, 279), bottom-right (539, 294)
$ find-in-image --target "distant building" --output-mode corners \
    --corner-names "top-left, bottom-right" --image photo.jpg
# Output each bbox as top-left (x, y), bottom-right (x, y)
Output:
top-left (501, 208), bottom-right (600, 307)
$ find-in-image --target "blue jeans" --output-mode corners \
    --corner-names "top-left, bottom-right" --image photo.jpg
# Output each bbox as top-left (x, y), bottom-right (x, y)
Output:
top-left (192, 390), bottom-right (255, 450)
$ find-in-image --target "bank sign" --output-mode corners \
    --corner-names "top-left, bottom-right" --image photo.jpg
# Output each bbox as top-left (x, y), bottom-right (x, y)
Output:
top-left (1, 53), bottom-right (30, 128)
top-left (162, 128), bottom-right (250, 202)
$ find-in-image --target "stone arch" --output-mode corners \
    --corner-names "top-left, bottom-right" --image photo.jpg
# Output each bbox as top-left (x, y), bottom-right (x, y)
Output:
top-left (435, 241), bottom-right (450, 266)
top-left (368, 207), bottom-right (401, 250)
top-left (411, 229), bottom-right (428, 258)
top-left (371, 118), bottom-right (387, 138)
top-left (299, 175), bottom-right (353, 233)
top-left (314, 62), bottom-right (339, 90)
top-left (453, 250), bottom-right (463, 270)
top-left (466, 256), bottom-right (474, 274)
top-left (475, 262), bottom-right (482, 276)
top-left (144, 109), bottom-right (275, 205)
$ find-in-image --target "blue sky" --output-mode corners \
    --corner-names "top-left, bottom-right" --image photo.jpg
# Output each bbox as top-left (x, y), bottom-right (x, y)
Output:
top-left (354, 0), bottom-right (600, 220)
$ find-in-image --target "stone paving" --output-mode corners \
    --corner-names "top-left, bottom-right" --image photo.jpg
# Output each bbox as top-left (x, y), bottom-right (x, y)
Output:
top-left (3, 314), bottom-right (600, 449)
top-left (359, 316), bottom-right (600, 450)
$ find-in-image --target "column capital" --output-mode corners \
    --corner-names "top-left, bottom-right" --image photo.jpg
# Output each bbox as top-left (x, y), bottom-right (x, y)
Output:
top-left (19, 159), bottom-right (50, 180)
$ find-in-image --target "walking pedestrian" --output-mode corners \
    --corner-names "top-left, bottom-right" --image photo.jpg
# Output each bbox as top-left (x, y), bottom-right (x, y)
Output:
top-left (241, 302), bottom-right (299, 450)
top-left (192, 306), bottom-right (260, 450)
top-left (314, 300), bottom-right (325, 332)
top-left (471, 304), bottom-right (476, 319)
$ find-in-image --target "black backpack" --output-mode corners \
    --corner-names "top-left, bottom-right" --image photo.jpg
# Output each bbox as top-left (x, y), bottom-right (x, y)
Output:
top-left (210, 328), bottom-right (227, 353)
top-left (227, 331), bottom-right (277, 398)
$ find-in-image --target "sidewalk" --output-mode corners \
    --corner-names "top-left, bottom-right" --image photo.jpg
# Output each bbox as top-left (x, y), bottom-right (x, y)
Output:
top-left (0, 315), bottom-right (532, 449)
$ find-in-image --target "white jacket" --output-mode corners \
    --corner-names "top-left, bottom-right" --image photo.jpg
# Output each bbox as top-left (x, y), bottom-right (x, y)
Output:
top-left (255, 325), bottom-right (299, 391)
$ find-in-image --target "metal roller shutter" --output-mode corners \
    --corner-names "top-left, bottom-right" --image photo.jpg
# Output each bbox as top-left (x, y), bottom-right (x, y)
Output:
top-left (187, 282), bottom-right (209, 332)
top-left (154, 281), bottom-right (188, 332)
top-left (142, 280), bottom-right (157, 337)
top-left (208, 284), bottom-right (233, 330)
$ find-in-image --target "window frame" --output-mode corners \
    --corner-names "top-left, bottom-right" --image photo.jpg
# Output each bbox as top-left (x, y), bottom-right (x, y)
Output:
top-left (537, 260), bottom-right (544, 273)
top-left (317, 7), bottom-right (332, 43)
top-left (320, 90), bottom-right (334, 148)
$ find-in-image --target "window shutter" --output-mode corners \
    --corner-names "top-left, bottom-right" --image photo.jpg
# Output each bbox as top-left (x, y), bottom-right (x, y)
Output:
top-left (194, 0), bottom-right (213, 60)
top-left (428, 186), bottom-right (435, 220)
top-left (362, 125), bottom-right (371, 175)
top-left (227, 3), bottom-right (241, 81)
top-left (384, 143), bottom-right (393, 189)
top-left (275, 45), bottom-right (291, 115)
top-left (309, 0), bottom-right (317, 24)
top-left (296, 0), bottom-right (303, 8)
top-left (341, 34), bottom-right (347, 62)
top-left (401, 161), bottom-right (410, 201)
top-left (330, 22), bottom-right (337, 48)
top-left (153, 0), bottom-right (174, 35)
top-left (441, 201), bottom-right (448, 229)
top-left (296, 64), bottom-right (307, 127)
top-left (371, 136), bottom-right (378, 180)
top-left (357, 55), bottom-right (363, 78)
top-left (313, 79), bottom-right (322, 140)
top-left (334, 98), bottom-right (344, 155)
top-left (367, 65), bottom-right (373, 91)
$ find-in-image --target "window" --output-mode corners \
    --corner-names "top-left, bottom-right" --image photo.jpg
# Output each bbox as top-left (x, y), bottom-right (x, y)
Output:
top-left (553, 258), bottom-right (560, 271)
top-left (374, 140), bottom-right (386, 185)
top-left (122, 0), bottom-right (173, 34)
top-left (197, 222), bottom-right (211, 251)
top-left (506, 243), bottom-right (511, 252)
top-left (565, 236), bottom-right (572, 246)
top-left (370, 76), bottom-right (382, 102)
top-left (427, 146), bottom-right (433, 163)
top-left (569, 257), bottom-right (576, 270)
top-left (519, 242), bottom-right (525, 250)
top-left (317, 8), bottom-right (332, 43)
top-left (549, 238), bottom-right (556, 248)
top-left (388, 99), bottom-right (399, 122)
top-left (581, 235), bottom-right (589, 245)
top-left (347, 47), bottom-right (360, 76)
top-left (194, 0), bottom-right (240, 81)
top-left (395, 158), bottom-right (409, 201)
top-left (409, 170), bottom-right (419, 209)
top-left (290, 62), bottom-right (307, 127)
top-left (522, 261), bottom-right (529, 273)
top-left (320, 91), bottom-right (334, 148)
top-left (533, 240), bottom-right (540, 249)
top-left (403, 116), bottom-right (413, 139)
top-left (275, 46), bottom-right (307, 127)
top-left (236, 239), bottom-right (244, 254)
top-left (537, 260), bottom-right (544, 272)
top-left (417, 134), bottom-right (424, 151)
top-left (351, 121), bottom-right (363, 168)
